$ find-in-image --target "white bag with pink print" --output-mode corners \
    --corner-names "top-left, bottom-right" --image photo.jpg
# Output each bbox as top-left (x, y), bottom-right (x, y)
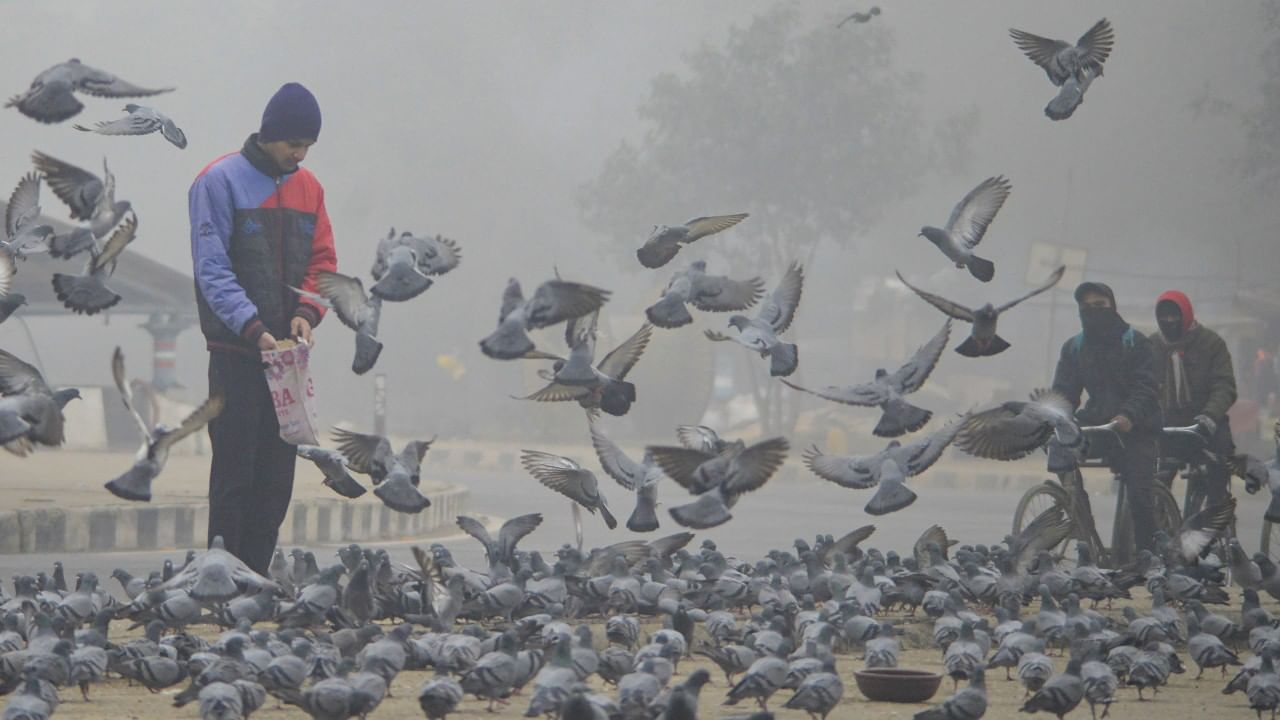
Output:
top-left (262, 340), bottom-right (320, 445)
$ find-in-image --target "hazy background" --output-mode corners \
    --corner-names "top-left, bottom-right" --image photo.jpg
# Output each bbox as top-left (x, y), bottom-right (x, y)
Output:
top-left (1, 0), bottom-right (1277, 452)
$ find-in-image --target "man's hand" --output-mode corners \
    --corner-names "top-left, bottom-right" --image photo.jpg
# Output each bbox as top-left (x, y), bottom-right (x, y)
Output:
top-left (1111, 414), bottom-right (1133, 433)
top-left (257, 332), bottom-right (278, 352)
top-left (290, 317), bottom-right (314, 346)
top-left (1194, 414), bottom-right (1217, 436)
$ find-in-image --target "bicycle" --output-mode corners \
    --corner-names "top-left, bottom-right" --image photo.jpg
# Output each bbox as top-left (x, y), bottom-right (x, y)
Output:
top-left (1011, 424), bottom-right (1181, 569)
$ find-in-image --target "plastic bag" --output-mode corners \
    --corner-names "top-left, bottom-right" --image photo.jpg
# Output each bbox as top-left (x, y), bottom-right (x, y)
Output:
top-left (262, 339), bottom-right (319, 445)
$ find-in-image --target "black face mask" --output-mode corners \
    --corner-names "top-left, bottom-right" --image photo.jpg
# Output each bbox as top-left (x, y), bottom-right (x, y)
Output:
top-left (1158, 317), bottom-right (1184, 342)
top-left (1080, 306), bottom-right (1125, 344)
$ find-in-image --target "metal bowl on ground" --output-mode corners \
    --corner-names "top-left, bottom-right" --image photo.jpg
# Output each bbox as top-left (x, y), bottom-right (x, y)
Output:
top-left (853, 668), bottom-right (943, 703)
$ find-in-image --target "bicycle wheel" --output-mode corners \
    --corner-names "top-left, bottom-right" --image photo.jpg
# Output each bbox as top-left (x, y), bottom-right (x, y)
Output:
top-left (1013, 481), bottom-right (1070, 535)
top-left (1112, 480), bottom-right (1133, 567)
top-left (1153, 483), bottom-right (1182, 533)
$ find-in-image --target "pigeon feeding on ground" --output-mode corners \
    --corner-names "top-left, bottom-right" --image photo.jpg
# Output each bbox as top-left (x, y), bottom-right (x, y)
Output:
top-left (295, 445), bottom-right (368, 499)
top-left (802, 420), bottom-right (962, 515)
top-left (783, 320), bottom-right (950, 438)
top-left (918, 176), bottom-right (1011, 282)
top-left (0, 349), bottom-right (78, 454)
top-left (645, 260), bottom-right (765, 329)
top-left (956, 389), bottom-right (1081, 461)
top-left (7, 59), bottom-right (173, 124)
top-left (31, 151), bottom-right (132, 239)
top-left (104, 347), bottom-right (224, 502)
top-left (290, 270), bottom-right (383, 375)
top-left (518, 311), bottom-right (652, 417)
top-left (589, 420), bottom-right (664, 532)
top-left (636, 213), bottom-right (748, 269)
top-left (479, 277), bottom-right (611, 360)
top-left (520, 450), bottom-right (617, 529)
top-left (897, 265), bottom-right (1065, 357)
top-left (647, 426), bottom-right (789, 529)
top-left (74, 104), bottom-right (187, 149)
top-left (704, 261), bottom-right (803, 377)
top-left (369, 228), bottom-right (462, 302)
top-left (331, 428), bottom-right (435, 513)
top-left (1010, 19), bottom-right (1115, 121)
top-left (3, 173), bottom-right (54, 259)
top-left (50, 213), bottom-right (137, 315)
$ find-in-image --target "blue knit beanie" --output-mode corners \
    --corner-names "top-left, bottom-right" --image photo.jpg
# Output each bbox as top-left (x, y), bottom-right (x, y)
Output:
top-left (259, 82), bottom-right (321, 143)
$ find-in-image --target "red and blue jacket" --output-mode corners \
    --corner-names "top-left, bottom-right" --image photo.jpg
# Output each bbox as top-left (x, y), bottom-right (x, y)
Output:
top-left (189, 134), bottom-right (337, 354)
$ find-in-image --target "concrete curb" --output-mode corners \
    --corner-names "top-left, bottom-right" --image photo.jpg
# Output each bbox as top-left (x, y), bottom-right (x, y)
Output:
top-left (0, 484), bottom-right (469, 554)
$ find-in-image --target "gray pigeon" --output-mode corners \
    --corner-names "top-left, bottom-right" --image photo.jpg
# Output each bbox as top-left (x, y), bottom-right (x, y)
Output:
top-left (1010, 19), bottom-right (1115, 121)
top-left (956, 389), bottom-right (1081, 461)
top-left (918, 176), bottom-right (1011, 282)
top-left (3, 173), bottom-right (54, 258)
top-left (7, 59), bottom-right (173, 123)
top-left (648, 432), bottom-right (789, 529)
top-left (521, 450), bottom-right (617, 529)
top-left (0, 349), bottom-right (77, 453)
top-left (590, 420), bottom-right (663, 532)
top-left (783, 320), bottom-right (950, 437)
top-left (73, 104), bottom-right (187, 148)
top-left (704, 262), bottom-right (803, 377)
top-left (332, 428), bottom-right (434, 513)
top-left (636, 213), bottom-right (748, 269)
top-left (105, 347), bottom-right (224, 502)
top-left (369, 228), bottom-right (461, 301)
top-left (51, 212), bottom-right (137, 315)
top-left (913, 666), bottom-right (986, 720)
top-left (299, 672), bottom-right (379, 720)
top-left (459, 632), bottom-right (519, 712)
top-left (296, 445), bottom-right (367, 499)
top-left (159, 536), bottom-right (280, 602)
top-left (1187, 615), bottom-right (1240, 679)
top-left (836, 6), bottom-right (880, 27)
top-left (198, 682), bottom-right (244, 720)
top-left (418, 669), bottom-right (464, 720)
top-left (31, 151), bottom-right (132, 239)
top-left (725, 655), bottom-right (788, 711)
top-left (519, 312), bottom-right (652, 417)
top-left (290, 271), bottom-right (382, 375)
top-left (645, 260), bottom-right (765, 329)
top-left (480, 277), bottom-right (611, 359)
top-left (455, 513), bottom-right (544, 571)
top-left (896, 265), bottom-right (1065, 357)
top-left (1020, 657), bottom-right (1084, 718)
top-left (782, 658), bottom-right (843, 720)
top-left (802, 420), bottom-right (961, 516)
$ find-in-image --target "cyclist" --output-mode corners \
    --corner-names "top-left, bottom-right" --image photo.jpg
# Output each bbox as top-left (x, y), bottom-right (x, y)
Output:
top-left (1149, 290), bottom-right (1238, 503)
top-left (1052, 282), bottom-right (1163, 552)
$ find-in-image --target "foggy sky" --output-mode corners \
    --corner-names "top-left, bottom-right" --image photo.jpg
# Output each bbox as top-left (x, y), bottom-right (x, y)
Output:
top-left (0, 1), bottom-right (1275, 440)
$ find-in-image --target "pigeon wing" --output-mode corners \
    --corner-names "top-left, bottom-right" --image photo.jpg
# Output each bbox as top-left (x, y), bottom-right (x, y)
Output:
top-left (1177, 496), bottom-right (1236, 562)
top-left (31, 151), bottom-right (102, 221)
top-left (153, 395), bottom-right (225, 454)
top-left (755, 262), bottom-right (803, 334)
top-left (72, 64), bottom-right (174, 99)
top-left (676, 425), bottom-right (722, 453)
top-left (525, 280), bottom-right (610, 329)
top-left (781, 378), bottom-right (887, 407)
top-left (724, 437), bottom-right (789, 496)
top-left (690, 273), bottom-right (766, 312)
top-left (1074, 18), bottom-right (1115, 72)
top-left (955, 402), bottom-right (1051, 460)
top-left (521, 451), bottom-right (591, 498)
top-left (92, 213), bottom-right (137, 271)
top-left (0, 253), bottom-right (14, 297)
top-left (821, 525), bottom-right (877, 565)
top-left (370, 228), bottom-right (398, 279)
top-left (1009, 28), bottom-right (1072, 72)
top-left (0, 349), bottom-right (51, 396)
top-left (995, 265), bottom-right (1065, 314)
top-left (801, 445), bottom-right (878, 489)
top-left (497, 278), bottom-right (525, 323)
top-left (314, 272), bottom-right (372, 331)
top-left (597, 323), bottom-right (652, 380)
top-left (6, 172), bottom-right (42, 239)
top-left (331, 428), bottom-right (394, 475)
top-left (1010, 505), bottom-right (1073, 571)
top-left (111, 347), bottom-right (152, 442)
top-left (895, 271), bottom-right (974, 321)
top-left (683, 213), bottom-right (748, 242)
top-left (417, 234), bottom-right (462, 276)
top-left (590, 422), bottom-right (645, 490)
top-left (900, 420), bottom-right (962, 476)
top-left (518, 382), bottom-right (589, 403)
top-left (455, 515), bottom-right (497, 560)
top-left (913, 524), bottom-right (953, 567)
top-left (944, 176), bottom-right (1012, 250)
top-left (885, 320), bottom-right (951, 394)
top-left (646, 445), bottom-right (716, 492)
top-left (496, 513), bottom-right (544, 562)
top-left (75, 113), bottom-right (159, 137)
top-left (399, 438), bottom-right (435, 474)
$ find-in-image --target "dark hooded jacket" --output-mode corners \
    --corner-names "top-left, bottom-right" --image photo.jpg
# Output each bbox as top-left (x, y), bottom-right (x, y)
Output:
top-left (1052, 284), bottom-right (1162, 432)
top-left (1148, 290), bottom-right (1237, 426)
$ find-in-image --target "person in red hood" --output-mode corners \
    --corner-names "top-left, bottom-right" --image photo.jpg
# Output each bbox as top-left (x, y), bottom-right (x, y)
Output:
top-left (1149, 290), bottom-right (1238, 503)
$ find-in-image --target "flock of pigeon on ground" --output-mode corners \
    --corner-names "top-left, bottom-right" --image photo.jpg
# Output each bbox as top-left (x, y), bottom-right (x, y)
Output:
top-left (3, 11), bottom-right (1280, 720)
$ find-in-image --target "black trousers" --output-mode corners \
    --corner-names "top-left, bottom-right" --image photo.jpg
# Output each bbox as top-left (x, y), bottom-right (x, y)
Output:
top-left (1113, 432), bottom-right (1159, 554)
top-left (207, 351), bottom-right (296, 575)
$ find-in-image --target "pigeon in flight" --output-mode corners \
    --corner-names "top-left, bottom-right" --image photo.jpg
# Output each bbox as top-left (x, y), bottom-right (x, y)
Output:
top-left (104, 348), bottom-right (224, 502)
top-left (368, 228), bottom-right (462, 302)
top-left (31, 151), bottom-right (132, 240)
top-left (455, 513), bottom-right (544, 572)
top-left (636, 213), bottom-right (748, 269)
top-left (802, 420), bottom-right (961, 515)
top-left (332, 428), bottom-right (435, 513)
top-left (836, 6), bottom-right (880, 27)
top-left (589, 420), bottom-right (664, 532)
top-left (704, 261), bottom-right (803, 377)
top-left (73, 104), bottom-right (187, 149)
top-left (290, 271), bottom-right (382, 375)
top-left (0, 349), bottom-right (78, 454)
top-left (896, 265), bottom-right (1065, 357)
top-left (918, 176), bottom-right (1011, 282)
top-left (646, 260), bottom-right (765, 329)
top-left (0, 253), bottom-right (22, 326)
top-left (50, 213), bottom-right (137, 315)
top-left (7, 59), bottom-right (174, 124)
top-left (159, 536), bottom-right (279, 602)
top-left (1010, 19), bottom-right (1115, 121)
top-left (480, 277), bottom-right (611, 360)
top-left (518, 312), bottom-right (652, 417)
top-left (647, 429), bottom-right (789, 529)
top-left (3, 173), bottom-right (54, 259)
top-left (783, 320), bottom-right (950, 437)
top-left (296, 445), bottom-right (368, 499)
top-left (956, 389), bottom-right (1081, 461)
top-left (520, 450), bottom-right (617, 529)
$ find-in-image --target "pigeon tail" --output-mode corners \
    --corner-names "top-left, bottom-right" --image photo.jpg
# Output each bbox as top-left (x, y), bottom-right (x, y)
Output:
top-left (48, 228), bottom-right (96, 260)
top-left (479, 323), bottom-right (535, 360)
top-left (769, 342), bottom-right (799, 377)
top-left (370, 264), bottom-right (432, 302)
top-left (599, 381), bottom-right (636, 417)
top-left (669, 494), bottom-right (733, 530)
top-left (104, 463), bottom-right (154, 503)
top-left (1046, 72), bottom-right (1094, 121)
top-left (0, 413), bottom-right (31, 445)
top-left (352, 333), bottom-right (384, 375)
top-left (875, 398), bottom-right (932, 438)
top-left (373, 475), bottom-right (431, 514)
top-left (599, 504), bottom-right (618, 530)
top-left (626, 498), bottom-right (660, 533)
top-left (955, 334), bottom-right (1010, 358)
top-left (645, 293), bottom-right (694, 328)
top-left (322, 473), bottom-right (368, 499)
top-left (865, 476), bottom-right (918, 516)
top-left (636, 241), bottom-right (679, 269)
top-left (966, 255), bottom-right (995, 283)
top-left (52, 273), bottom-right (121, 315)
